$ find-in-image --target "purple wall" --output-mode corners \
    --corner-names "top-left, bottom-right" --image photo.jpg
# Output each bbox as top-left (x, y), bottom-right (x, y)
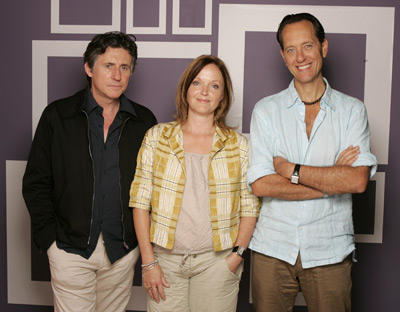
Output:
top-left (1, 0), bottom-right (399, 311)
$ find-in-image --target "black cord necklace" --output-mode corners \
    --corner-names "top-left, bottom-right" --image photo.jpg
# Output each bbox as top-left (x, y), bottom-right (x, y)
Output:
top-left (302, 85), bottom-right (326, 105)
top-left (302, 94), bottom-right (323, 105)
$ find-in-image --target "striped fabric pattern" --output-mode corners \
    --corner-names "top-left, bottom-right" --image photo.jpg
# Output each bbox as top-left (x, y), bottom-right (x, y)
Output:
top-left (129, 122), bottom-right (260, 251)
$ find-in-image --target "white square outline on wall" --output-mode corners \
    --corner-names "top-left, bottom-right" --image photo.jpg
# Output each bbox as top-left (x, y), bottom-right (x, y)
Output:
top-left (7, 161), bottom-right (54, 306)
top-left (50, 0), bottom-right (121, 33)
top-left (126, 0), bottom-right (167, 34)
top-left (32, 40), bottom-right (211, 134)
top-left (172, 0), bottom-right (212, 35)
top-left (219, 4), bottom-right (394, 165)
top-left (219, 4), bottom-right (391, 246)
top-left (355, 172), bottom-right (385, 244)
top-left (7, 40), bottom-right (211, 307)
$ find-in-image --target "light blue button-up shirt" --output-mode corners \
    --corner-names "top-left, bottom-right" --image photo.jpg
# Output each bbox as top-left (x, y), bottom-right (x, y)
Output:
top-left (248, 78), bottom-right (377, 269)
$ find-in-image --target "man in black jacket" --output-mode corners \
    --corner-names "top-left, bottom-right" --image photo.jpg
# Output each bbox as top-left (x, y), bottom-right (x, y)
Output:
top-left (23, 32), bottom-right (157, 312)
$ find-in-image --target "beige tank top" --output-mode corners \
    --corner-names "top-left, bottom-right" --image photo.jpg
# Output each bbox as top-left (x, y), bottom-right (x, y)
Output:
top-left (153, 152), bottom-right (213, 255)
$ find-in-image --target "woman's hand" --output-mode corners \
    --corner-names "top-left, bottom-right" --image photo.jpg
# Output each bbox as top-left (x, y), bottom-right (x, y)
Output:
top-left (142, 264), bottom-right (170, 303)
top-left (134, 209), bottom-right (169, 302)
top-left (225, 252), bottom-right (242, 274)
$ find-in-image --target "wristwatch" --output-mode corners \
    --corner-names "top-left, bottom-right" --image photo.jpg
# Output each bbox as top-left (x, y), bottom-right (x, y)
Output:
top-left (291, 164), bottom-right (301, 184)
top-left (232, 245), bottom-right (246, 258)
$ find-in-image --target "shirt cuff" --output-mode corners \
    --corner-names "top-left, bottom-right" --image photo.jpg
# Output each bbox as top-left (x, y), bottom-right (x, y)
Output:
top-left (247, 163), bottom-right (275, 189)
top-left (352, 153), bottom-right (378, 178)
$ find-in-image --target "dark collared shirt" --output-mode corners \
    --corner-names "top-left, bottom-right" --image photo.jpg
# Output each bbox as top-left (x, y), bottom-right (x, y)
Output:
top-left (57, 87), bottom-right (136, 263)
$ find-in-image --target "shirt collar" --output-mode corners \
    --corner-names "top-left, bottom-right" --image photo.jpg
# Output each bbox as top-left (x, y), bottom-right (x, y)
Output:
top-left (119, 93), bottom-right (137, 116)
top-left (85, 86), bottom-right (98, 113)
top-left (85, 86), bottom-right (137, 117)
top-left (286, 78), bottom-right (336, 111)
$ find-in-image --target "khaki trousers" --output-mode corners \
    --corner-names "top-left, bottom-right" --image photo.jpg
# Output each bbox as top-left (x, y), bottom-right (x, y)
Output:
top-left (251, 252), bottom-right (352, 312)
top-left (47, 235), bottom-right (140, 312)
top-left (148, 249), bottom-right (243, 312)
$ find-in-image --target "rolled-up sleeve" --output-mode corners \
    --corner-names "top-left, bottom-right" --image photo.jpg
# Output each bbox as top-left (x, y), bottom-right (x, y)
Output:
top-left (238, 135), bottom-right (260, 217)
top-left (129, 127), bottom-right (156, 211)
top-left (247, 101), bottom-right (277, 188)
top-left (344, 100), bottom-right (377, 177)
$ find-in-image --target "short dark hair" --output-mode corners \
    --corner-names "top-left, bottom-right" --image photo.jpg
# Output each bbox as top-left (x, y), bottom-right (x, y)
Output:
top-left (175, 55), bottom-right (234, 130)
top-left (83, 31), bottom-right (138, 81)
top-left (276, 13), bottom-right (326, 50)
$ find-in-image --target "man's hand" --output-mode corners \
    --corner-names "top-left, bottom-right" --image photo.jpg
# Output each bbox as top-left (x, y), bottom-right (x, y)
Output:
top-left (335, 145), bottom-right (360, 166)
top-left (273, 156), bottom-right (292, 179)
top-left (273, 145), bottom-right (360, 180)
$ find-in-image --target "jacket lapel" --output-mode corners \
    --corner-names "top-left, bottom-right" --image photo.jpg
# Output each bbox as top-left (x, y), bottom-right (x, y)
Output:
top-left (164, 122), bottom-right (186, 175)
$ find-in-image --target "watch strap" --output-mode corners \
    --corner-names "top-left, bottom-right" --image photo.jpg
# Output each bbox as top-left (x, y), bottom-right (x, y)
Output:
top-left (291, 163), bottom-right (301, 184)
top-left (232, 245), bottom-right (246, 257)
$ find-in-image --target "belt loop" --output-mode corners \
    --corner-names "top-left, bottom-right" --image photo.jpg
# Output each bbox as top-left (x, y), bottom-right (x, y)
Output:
top-left (181, 254), bottom-right (189, 266)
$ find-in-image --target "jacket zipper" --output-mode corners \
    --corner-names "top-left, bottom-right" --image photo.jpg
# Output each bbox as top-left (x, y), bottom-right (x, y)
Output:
top-left (81, 110), bottom-right (95, 245)
top-left (119, 117), bottom-right (130, 250)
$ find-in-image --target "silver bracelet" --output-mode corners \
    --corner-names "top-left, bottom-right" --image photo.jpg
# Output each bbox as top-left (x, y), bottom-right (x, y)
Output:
top-left (141, 262), bottom-right (158, 277)
top-left (141, 259), bottom-right (158, 268)
top-left (142, 263), bottom-right (157, 272)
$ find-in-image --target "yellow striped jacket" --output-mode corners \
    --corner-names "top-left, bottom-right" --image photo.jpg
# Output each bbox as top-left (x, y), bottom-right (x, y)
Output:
top-left (129, 122), bottom-right (260, 251)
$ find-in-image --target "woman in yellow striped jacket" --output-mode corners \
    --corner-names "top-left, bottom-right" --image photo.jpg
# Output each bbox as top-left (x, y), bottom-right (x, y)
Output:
top-left (129, 55), bottom-right (260, 312)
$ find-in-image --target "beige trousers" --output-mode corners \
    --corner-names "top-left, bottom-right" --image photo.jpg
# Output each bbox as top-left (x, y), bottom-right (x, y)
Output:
top-left (47, 235), bottom-right (140, 312)
top-left (148, 249), bottom-right (243, 312)
top-left (251, 251), bottom-right (352, 312)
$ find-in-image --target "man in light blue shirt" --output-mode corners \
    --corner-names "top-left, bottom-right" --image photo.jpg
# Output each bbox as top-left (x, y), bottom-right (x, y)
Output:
top-left (248, 13), bottom-right (377, 312)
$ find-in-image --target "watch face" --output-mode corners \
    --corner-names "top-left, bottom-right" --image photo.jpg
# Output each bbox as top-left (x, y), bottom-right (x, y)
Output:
top-left (291, 175), bottom-right (299, 184)
top-left (237, 246), bottom-right (245, 256)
